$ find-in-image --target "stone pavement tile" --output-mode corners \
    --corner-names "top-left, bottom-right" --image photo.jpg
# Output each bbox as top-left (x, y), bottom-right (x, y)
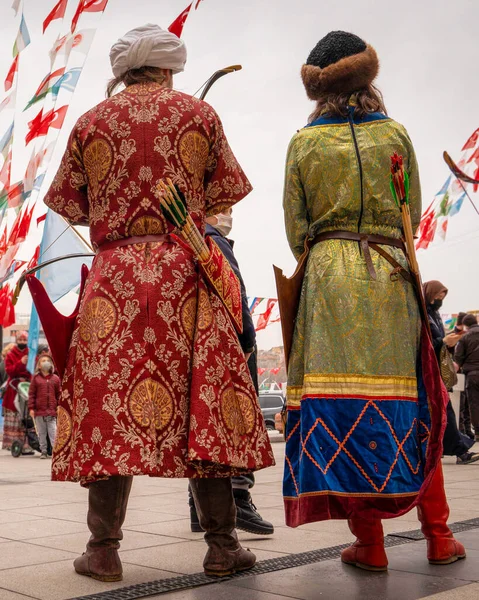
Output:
top-left (0, 541), bottom-right (76, 570)
top-left (0, 588), bottom-right (41, 600)
top-left (129, 502), bottom-right (190, 518)
top-left (127, 493), bottom-right (190, 510)
top-left (386, 540), bottom-right (479, 581)
top-left (230, 557), bottom-right (464, 600)
top-left (236, 526), bottom-right (353, 553)
top-left (0, 496), bottom-right (71, 511)
top-left (10, 501), bottom-right (183, 527)
top-left (0, 518), bottom-right (87, 541)
top-left (25, 528), bottom-right (183, 554)
top-left (0, 511), bottom-right (48, 525)
top-left (150, 585), bottom-right (298, 600)
top-left (447, 497), bottom-right (479, 511)
top-left (447, 509), bottom-right (479, 523)
top-left (120, 539), bottom-right (288, 575)
top-left (418, 582), bottom-right (479, 599)
top-left (452, 530), bottom-right (479, 551)
top-left (0, 560), bottom-right (173, 600)
top-left (142, 518), bottom-right (203, 541)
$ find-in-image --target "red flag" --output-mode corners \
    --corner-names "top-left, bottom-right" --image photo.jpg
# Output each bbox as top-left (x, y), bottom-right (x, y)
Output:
top-left (71, 0), bottom-right (109, 33)
top-left (0, 151), bottom-right (12, 188)
top-left (257, 368), bottom-right (266, 376)
top-left (4, 55), bottom-right (18, 92)
top-left (25, 105), bottom-right (68, 145)
top-left (195, 0), bottom-right (204, 7)
top-left (416, 208), bottom-right (437, 250)
top-left (0, 285), bottom-right (15, 328)
top-left (168, 2), bottom-right (193, 37)
top-left (27, 245), bottom-right (41, 270)
top-left (16, 203), bottom-right (36, 243)
top-left (43, 0), bottom-right (68, 32)
top-left (0, 227), bottom-right (7, 256)
top-left (270, 367), bottom-right (281, 375)
top-left (37, 213), bottom-right (47, 226)
top-left (33, 67), bottom-right (66, 98)
top-left (462, 128), bottom-right (479, 151)
top-left (7, 181), bottom-right (25, 208)
top-left (255, 299), bottom-right (277, 332)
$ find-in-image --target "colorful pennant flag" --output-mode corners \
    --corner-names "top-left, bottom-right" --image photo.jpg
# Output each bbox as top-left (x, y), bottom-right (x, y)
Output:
top-left (24, 67), bottom-right (66, 110)
top-left (43, 0), bottom-right (68, 33)
top-left (0, 284), bottom-right (15, 328)
top-left (52, 67), bottom-right (82, 95)
top-left (71, 0), bottom-right (109, 33)
top-left (0, 123), bottom-right (14, 154)
top-left (50, 29), bottom-right (95, 63)
top-left (25, 105), bottom-right (68, 145)
top-left (255, 299), bottom-right (278, 332)
top-left (13, 14), bottom-right (31, 57)
top-left (4, 55), bottom-right (19, 92)
top-left (416, 127), bottom-right (479, 250)
top-left (169, 2), bottom-right (193, 37)
top-left (11, 0), bottom-right (21, 16)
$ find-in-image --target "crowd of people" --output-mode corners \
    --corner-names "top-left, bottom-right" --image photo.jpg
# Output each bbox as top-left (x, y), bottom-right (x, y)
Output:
top-left (0, 25), bottom-right (478, 585)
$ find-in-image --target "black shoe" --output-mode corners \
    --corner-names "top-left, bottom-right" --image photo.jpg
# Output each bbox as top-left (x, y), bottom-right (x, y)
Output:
top-left (233, 489), bottom-right (274, 535)
top-left (456, 452), bottom-right (479, 465)
top-left (189, 498), bottom-right (204, 533)
top-left (466, 431), bottom-right (475, 441)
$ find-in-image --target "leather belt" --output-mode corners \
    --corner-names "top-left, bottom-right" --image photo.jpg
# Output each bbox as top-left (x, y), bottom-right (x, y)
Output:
top-left (311, 230), bottom-right (411, 283)
top-left (97, 234), bottom-right (170, 253)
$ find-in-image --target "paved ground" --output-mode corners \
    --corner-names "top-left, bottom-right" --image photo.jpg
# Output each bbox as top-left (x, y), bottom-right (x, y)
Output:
top-left (0, 435), bottom-right (479, 600)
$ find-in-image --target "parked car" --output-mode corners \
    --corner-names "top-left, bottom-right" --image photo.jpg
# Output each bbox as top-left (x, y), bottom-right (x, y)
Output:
top-left (258, 393), bottom-right (284, 431)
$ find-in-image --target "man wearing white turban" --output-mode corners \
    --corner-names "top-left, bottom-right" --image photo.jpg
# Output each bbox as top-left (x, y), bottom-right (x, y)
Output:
top-left (109, 23), bottom-right (187, 80)
top-left (42, 24), bottom-right (274, 583)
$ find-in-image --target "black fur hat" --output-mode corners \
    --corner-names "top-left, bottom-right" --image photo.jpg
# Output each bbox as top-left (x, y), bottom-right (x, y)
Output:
top-left (301, 30), bottom-right (379, 99)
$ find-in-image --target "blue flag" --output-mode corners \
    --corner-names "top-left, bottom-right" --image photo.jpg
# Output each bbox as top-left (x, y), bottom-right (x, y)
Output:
top-left (448, 192), bottom-right (466, 217)
top-left (27, 210), bottom-right (93, 372)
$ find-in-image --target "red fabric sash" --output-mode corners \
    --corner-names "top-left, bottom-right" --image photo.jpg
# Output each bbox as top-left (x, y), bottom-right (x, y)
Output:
top-left (26, 264), bottom-right (89, 379)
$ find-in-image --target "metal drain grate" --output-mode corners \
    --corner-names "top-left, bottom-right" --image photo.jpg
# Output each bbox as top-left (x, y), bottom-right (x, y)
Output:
top-left (69, 517), bottom-right (479, 600)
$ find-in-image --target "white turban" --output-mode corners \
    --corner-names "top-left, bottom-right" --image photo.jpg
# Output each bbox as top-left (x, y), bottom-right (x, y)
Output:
top-left (109, 24), bottom-right (187, 78)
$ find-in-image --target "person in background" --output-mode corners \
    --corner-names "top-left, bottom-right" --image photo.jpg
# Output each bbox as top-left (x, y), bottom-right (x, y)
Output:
top-left (28, 354), bottom-right (60, 459)
top-left (455, 314), bottom-right (479, 443)
top-left (424, 282), bottom-right (478, 464)
top-left (444, 313), bottom-right (474, 440)
top-left (1, 332), bottom-right (33, 454)
top-left (188, 209), bottom-right (274, 536)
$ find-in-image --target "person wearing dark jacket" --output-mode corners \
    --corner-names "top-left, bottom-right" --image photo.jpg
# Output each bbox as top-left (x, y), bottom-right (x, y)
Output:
top-left (188, 211), bottom-right (274, 536)
top-left (424, 281), bottom-right (478, 464)
top-left (455, 313), bottom-right (479, 442)
top-left (28, 354), bottom-right (61, 459)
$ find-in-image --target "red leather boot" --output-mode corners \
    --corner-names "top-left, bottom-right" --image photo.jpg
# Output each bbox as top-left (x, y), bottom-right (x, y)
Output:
top-left (341, 518), bottom-right (388, 572)
top-left (417, 463), bottom-right (466, 565)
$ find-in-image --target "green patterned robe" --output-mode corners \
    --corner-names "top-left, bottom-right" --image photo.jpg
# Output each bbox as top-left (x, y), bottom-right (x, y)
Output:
top-left (282, 110), bottom-right (433, 525)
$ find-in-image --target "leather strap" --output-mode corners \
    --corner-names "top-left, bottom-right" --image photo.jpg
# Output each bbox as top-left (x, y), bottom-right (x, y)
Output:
top-left (98, 234), bottom-right (170, 253)
top-left (310, 230), bottom-right (410, 282)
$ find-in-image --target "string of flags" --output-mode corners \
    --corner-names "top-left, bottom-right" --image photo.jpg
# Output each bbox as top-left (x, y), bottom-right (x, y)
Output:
top-left (248, 297), bottom-right (281, 331)
top-left (0, 0), bottom-right (208, 328)
top-left (416, 127), bottom-right (479, 250)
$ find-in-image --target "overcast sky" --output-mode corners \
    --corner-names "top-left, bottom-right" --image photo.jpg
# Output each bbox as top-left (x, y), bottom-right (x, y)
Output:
top-left (1, 0), bottom-right (478, 348)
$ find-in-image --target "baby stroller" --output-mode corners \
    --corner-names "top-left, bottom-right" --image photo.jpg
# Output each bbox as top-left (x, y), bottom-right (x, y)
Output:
top-left (10, 380), bottom-right (41, 458)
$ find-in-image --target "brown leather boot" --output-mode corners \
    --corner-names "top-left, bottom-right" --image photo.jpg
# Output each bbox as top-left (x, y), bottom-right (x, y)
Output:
top-left (189, 477), bottom-right (256, 577)
top-left (341, 518), bottom-right (388, 572)
top-left (74, 475), bottom-right (133, 582)
top-left (417, 463), bottom-right (466, 565)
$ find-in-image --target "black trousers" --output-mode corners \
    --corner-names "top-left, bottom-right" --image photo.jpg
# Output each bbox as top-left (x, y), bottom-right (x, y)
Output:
top-left (466, 371), bottom-right (479, 435)
top-left (442, 400), bottom-right (474, 456)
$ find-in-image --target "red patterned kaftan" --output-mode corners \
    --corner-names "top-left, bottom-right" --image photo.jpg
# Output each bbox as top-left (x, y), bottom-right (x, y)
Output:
top-left (44, 82), bottom-right (274, 485)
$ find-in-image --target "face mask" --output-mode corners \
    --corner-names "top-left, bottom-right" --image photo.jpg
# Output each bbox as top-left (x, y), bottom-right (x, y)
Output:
top-left (17, 343), bottom-right (27, 350)
top-left (432, 299), bottom-right (443, 310)
top-left (214, 214), bottom-right (233, 237)
top-left (40, 361), bottom-right (53, 372)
